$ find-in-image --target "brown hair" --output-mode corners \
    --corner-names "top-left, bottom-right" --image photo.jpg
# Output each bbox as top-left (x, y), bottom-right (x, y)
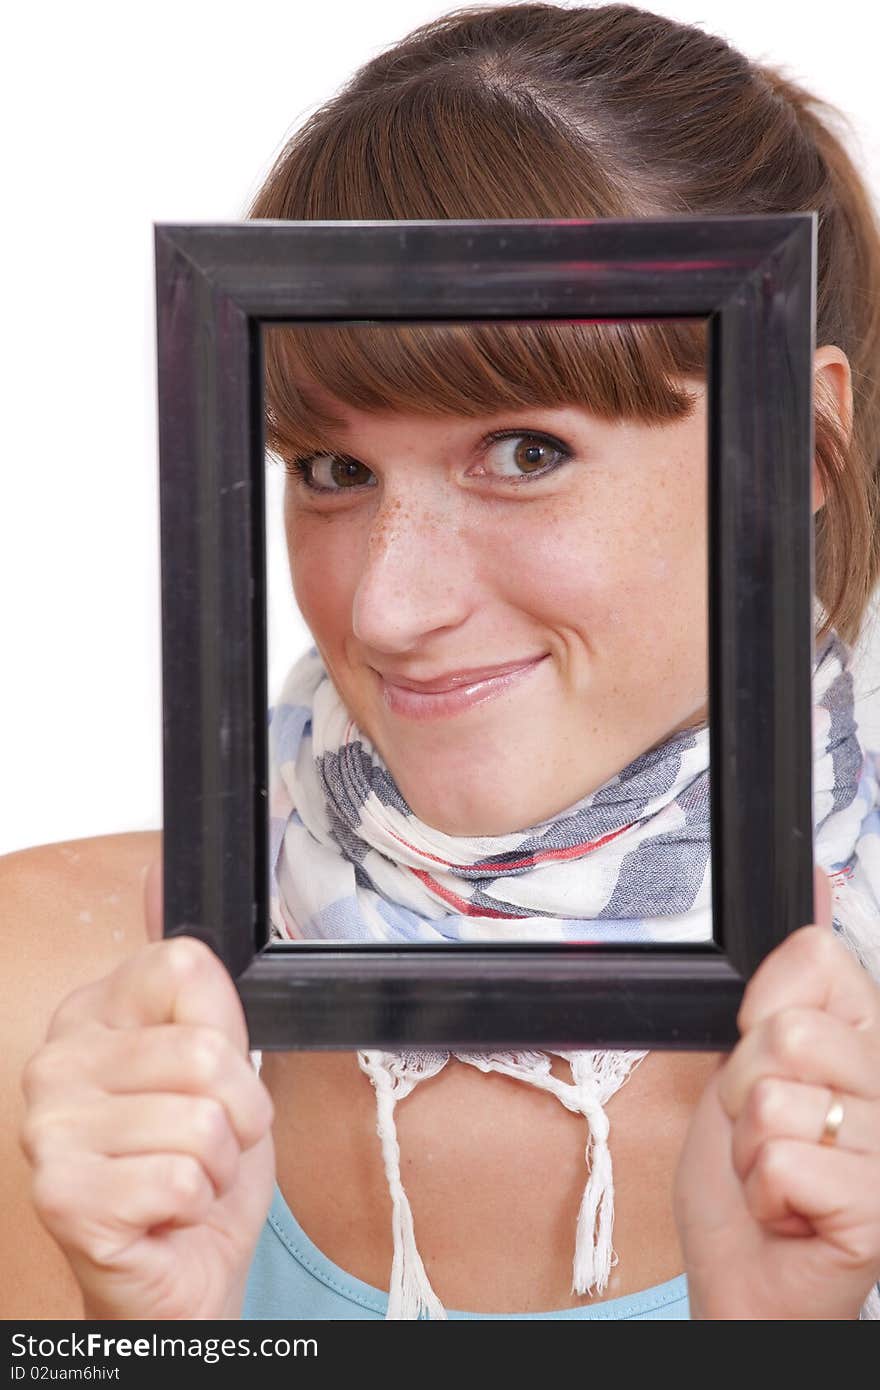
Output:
top-left (246, 1), bottom-right (880, 647)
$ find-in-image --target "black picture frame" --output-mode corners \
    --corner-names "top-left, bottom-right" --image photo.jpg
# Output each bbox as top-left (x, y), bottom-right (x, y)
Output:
top-left (154, 214), bottom-right (817, 1052)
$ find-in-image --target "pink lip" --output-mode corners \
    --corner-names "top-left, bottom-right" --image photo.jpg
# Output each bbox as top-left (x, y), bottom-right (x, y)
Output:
top-left (379, 655), bottom-right (550, 721)
top-left (380, 658), bottom-right (548, 693)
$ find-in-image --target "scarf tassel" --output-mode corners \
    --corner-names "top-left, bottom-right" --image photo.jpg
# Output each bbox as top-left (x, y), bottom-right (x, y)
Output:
top-left (360, 1053), bottom-right (448, 1320)
top-left (572, 1103), bottom-right (616, 1296)
top-left (360, 1050), bottom-right (640, 1316)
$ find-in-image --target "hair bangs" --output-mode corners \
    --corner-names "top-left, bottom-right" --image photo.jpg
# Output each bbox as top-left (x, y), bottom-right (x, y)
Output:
top-left (262, 317), bottom-right (707, 464)
top-left (252, 54), bottom-right (705, 465)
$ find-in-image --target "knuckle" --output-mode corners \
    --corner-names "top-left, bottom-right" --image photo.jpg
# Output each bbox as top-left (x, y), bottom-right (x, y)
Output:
top-left (79, 1234), bottom-right (118, 1269)
top-left (191, 1097), bottom-right (229, 1146)
top-left (186, 1029), bottom-right (228, 1087)
top-left (747, 1077), bottom-right (784, 1135)
top-left (768, 1011), bottom-right (810, 1067)
top-left (20, 1046), bottom-right (61, 1102)
top-left (166, 1154), bottom-right (208, 1203)
top-left (23, 1025), bottom-right (107, 1103)
top-left (752, 1138), bottom-right (789, 1189)
top-left (162, 935), bottom-right (215, 983)
top-left (31, 1163), bottom-right (73, 1228)
top-left (19, 1112), bottom-right (57, 1165)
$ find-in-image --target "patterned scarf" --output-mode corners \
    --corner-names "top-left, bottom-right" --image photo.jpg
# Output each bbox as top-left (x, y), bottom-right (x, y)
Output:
top-left (266, 627), bottom-right (880, 1319)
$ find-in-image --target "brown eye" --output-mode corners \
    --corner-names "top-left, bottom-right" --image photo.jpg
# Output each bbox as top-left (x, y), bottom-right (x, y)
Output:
top-left (286, 453), bottom-right (377, 493)
top-left (481, 431), bottom-right (570, 481)
top-left (319, 456), bottom-right (374, 489)
top-left (513, 440), bottom-right (554, 473)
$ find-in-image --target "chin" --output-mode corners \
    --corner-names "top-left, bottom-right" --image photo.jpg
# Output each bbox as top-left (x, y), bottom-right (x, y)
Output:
top-left (412, 806), bottom-right (518, 837)
top-left (399, 777), bottom-right (534, 837)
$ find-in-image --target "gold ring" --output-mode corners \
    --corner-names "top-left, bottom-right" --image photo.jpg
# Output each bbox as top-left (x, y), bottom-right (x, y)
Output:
top-left (819, 1091), bottom-right (845, 1146)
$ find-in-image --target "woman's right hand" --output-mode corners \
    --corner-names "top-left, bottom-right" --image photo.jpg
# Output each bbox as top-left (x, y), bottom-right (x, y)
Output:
top-left (19, 856), bottom-right (276, 1321)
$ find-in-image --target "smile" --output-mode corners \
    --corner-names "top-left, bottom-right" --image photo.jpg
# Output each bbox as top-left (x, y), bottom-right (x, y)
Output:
top-left (379, 655), bottom-right (550, 721)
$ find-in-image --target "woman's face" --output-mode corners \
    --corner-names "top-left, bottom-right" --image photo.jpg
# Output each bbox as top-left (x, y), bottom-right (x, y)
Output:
top-left (282, 371), bottom-right (820, 837)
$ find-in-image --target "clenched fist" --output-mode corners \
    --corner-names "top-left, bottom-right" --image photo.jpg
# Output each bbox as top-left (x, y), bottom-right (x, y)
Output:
top-left (19, 858), bottom-right (276, 1320)
top-left (674, 866), bottom-right (880, 1319)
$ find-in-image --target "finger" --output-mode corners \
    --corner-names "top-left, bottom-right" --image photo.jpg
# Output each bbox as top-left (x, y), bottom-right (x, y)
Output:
top-left (718, 1007), bottom-right (880, 1117)
top-left (21, 1023), bottom-right (273, 1151)
top-left (737, 918), bottom-right (879, 1036)
top-left (743, 1140), bottom-right (880, 1254)
top-left (46, 936), bottom-right (250, 1057)
top-left (23, 1093), bottom-right (241, 1198)
top-left (32, 1152), bottom-right (216, 1262)
top-left (732, 1077), bottom-right (880, 1182)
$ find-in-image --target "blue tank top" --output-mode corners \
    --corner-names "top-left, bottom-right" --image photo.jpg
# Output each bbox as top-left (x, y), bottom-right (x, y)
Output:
top-left (242, 1184), bottom-right (690, 1320)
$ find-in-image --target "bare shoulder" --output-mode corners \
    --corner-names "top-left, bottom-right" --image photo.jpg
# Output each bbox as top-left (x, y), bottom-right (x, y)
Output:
top-left (0, 830), bottom-right (162, 1027)
top-left (0, 829), bottom-right (162, 1318)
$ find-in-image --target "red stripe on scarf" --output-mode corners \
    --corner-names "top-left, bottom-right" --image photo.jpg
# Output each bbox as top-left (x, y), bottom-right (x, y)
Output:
top-left (408, 867), bottom-right (522, 919)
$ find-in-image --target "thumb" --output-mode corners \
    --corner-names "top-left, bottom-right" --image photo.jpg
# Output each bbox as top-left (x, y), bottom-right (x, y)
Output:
top-left (143, 853), bottom-right (164, 945)
top-left (813, 862), bottom-right (834, 930)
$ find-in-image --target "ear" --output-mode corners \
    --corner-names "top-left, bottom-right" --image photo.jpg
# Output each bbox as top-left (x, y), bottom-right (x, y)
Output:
top-left (812, 345), bottom-right (854, 514)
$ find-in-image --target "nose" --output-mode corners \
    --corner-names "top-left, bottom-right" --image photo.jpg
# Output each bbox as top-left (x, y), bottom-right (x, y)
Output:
top-left (351, 490), bottom-right (475, 653)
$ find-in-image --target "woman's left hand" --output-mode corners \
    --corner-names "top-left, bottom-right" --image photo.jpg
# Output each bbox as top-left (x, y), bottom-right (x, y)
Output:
top-left (673, 866), bottom-right (880, 1319)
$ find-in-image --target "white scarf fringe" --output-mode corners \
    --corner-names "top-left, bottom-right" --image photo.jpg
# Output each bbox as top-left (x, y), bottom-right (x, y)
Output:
top-left (357, 1051), bottom-right (449, 1320)
top-left (357, 1046), bottom-right (648, 1316)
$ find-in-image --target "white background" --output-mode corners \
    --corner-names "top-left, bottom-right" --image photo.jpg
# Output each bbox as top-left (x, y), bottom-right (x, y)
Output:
top-left (3, 0), bottom-right (879, 855)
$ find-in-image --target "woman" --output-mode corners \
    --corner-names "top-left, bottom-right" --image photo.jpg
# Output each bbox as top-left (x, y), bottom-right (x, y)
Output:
top-left (6, 2), bottom-right (880, 1320)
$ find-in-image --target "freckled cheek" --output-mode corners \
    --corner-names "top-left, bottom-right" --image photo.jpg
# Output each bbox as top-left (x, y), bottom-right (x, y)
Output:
top-left (504, 519), bottom-right (657, 635)
top-left (505, 495), bottom-right (705, 652)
